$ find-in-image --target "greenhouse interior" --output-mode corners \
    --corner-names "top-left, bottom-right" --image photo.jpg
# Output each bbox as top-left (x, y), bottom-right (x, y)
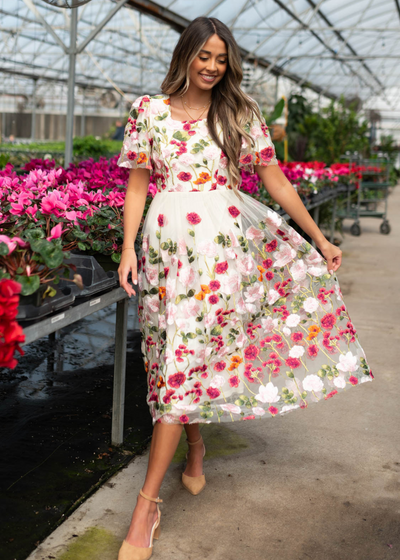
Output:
top-left (1, 1), bottom-right (399, 560)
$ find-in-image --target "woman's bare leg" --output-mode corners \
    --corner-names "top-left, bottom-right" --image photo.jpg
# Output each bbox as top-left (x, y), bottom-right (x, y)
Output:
top-left (124, 423), bottom-right (182, 548)
top-left (183, 424), bottom-right (204, 477)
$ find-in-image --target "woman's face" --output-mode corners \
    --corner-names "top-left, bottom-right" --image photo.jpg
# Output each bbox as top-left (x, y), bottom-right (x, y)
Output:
top-left (189, 33), bottom-right (228, 91)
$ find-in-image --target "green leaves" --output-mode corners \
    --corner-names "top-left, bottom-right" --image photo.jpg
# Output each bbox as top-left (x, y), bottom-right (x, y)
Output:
top-left (15, 274), bottom-right (40, 296)
top-left (0, 242), bottom-right (9, 256)
top-left (172, 130), bottom-right (190, 142)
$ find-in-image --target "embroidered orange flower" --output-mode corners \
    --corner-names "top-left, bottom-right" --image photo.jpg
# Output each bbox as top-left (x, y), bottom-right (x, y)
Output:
top-left (194, 172), bottom-right (211, 185)
top-left (195, 284), bottom-right (211, 300)
top-left (145, 361), bottom-right (149, 373)
top-left (257, 265), bottom-right (265, 281)
top-left (157, 375), bottom-right (165, 388)
top-left (306, 324), bottom-right (321, 341)
top-left (159, 286), bottom-right (166, 300)
top-left (137, 152), bottom-right (148, 164)
top-left (228, 355), bottom-right (243, 371)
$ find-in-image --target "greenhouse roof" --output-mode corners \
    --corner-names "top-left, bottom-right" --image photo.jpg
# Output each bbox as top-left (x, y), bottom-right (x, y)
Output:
top-left (1, 0), bottom-right (399, 123)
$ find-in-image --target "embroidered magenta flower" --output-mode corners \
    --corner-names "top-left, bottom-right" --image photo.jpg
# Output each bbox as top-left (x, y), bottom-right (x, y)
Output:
top-left (208, 294), bottom-right (219, 305)
top-left (244, 344), bottom-right (259, 361)
top-left (179, 414), bottom-right (190, 423)
top-left (321, 313), bottom-right (337, 330)
top-left (186, 212), bottom-right (201, 225)
top-left (262, 258), bottom-right (273, 268)
top-left (285, 357), bottom-right (301, 369)
top-left (127, 151), bottom-right (137, 161)
top-left (213, 361), bottom-right (226, 372)
top-left (268, 406), bottom-right (279, 415)
top-left (348, 376), bottom-right (358, 385)
top-left (265, 271), bottom-right (274, 281)
top-left (162, 389), bottom-right (175, 404)
top-left (265, 239), bottom-right (278, 252)
top-left (157, 214), bottom-right (167, 227)
top-left (228, 206), bottom-right (240, 218)
top-left (239, 154), bottom-right (252, 165)
top-left (325, 390), bottom-right (338, 400)
top-left (228, 375), bottom-right (240, 388)
top-left (168, 372), bottom-right (186, 388)
top-left (260, 147), bottom-right (274, 162)
top-left (307, 344), bottom-right (319, 358)
top-left (206, 387), bottom-right (221, 399)
top-left (215, 261), bottom-right (228, 274)
top-left (209, 280), bottom-right (221, 291)
top-left (178, 172), bottom-right (192, 182)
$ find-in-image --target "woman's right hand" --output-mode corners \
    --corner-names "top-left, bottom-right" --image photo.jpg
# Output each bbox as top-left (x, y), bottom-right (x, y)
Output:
top-left (118, 249), bottom-right (138, 297)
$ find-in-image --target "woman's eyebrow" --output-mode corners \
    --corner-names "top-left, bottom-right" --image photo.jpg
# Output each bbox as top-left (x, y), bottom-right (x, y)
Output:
top-left (200, 49), bottom-right (227, 56)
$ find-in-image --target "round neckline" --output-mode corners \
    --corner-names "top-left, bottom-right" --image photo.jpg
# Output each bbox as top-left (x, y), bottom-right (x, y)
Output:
top-left (166, 94), bottom-right (208, 124)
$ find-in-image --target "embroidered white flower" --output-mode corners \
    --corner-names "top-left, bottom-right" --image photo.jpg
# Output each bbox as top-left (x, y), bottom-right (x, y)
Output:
top-left (255, 382), bottom-right (280, 403)
top-left (337, 351), bottom-right (358, 373)
top-left (289, 345), bottom-right (305, 358)
top-left (286, 313), bottom-right (301, 327)
top-left (302, 374), bottom-right (324, 392)
top-left (303, 297), bottom-right (319, 313)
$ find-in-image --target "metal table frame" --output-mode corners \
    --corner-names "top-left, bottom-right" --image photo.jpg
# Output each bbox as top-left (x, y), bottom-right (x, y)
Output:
top-left (22, 287), bottom-right (129, 446)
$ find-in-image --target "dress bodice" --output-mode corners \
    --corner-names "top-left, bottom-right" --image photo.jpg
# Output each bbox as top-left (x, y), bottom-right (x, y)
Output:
top-left (117, 94), bottom-right (278, 193)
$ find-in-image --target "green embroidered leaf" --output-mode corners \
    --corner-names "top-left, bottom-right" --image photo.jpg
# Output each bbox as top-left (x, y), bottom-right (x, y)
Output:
top-left (172, 130), bottom-right (190, 142)
top-left (210, 325), bottom-right (223, 336)
top-left (155, 112), bottom-right (169, 121)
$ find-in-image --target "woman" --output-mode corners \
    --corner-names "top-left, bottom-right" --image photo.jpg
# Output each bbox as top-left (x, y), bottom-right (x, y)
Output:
top-left (116, 16), bottom-right (373, 560)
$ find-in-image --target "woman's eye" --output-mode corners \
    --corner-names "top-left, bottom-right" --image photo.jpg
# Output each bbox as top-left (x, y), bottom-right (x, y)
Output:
top-left (200, 57), bottom-right (208, 61)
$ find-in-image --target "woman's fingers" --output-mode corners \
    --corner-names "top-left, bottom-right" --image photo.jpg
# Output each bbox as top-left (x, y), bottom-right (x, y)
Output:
top-left (118, 263), bottom-right (137, 297)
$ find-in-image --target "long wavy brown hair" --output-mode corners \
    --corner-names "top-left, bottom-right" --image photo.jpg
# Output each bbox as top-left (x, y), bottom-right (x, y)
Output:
top-left (161, 16), bottom-right (262, 191)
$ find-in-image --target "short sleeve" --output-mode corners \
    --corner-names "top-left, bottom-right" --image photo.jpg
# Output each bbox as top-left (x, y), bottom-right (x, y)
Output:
top-left (117, 94), bottom-right (153, 170)
top-left (238, 101), bottom-right (279, 175)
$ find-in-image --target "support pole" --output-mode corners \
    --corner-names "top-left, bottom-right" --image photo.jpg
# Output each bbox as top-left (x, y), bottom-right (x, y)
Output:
top-left (64, 8), bottom-right (78, 168)
top-left (31, 78), bottom-right (38, 142)
top-left (111, 297), bottom-right (129, 446)
top-left (80, 87), bottom-right (86, 137)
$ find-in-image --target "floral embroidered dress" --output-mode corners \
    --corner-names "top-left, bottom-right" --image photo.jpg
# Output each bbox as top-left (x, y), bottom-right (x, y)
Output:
top-left (117, 93), bottom-right (373, 425)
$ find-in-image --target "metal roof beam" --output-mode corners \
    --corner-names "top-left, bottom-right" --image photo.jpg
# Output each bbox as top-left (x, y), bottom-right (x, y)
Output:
top-left (304, 0), bottom-right (384, 90)
top-left (21, 0), bottom-right (68, 53)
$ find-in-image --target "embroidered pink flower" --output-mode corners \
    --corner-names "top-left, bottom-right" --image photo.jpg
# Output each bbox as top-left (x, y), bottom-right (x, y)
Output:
top-left (158, 214), bottom-right (167, 227)
top-left (215, 261), bottom-right (228, 274)
top-left (178, 172), bottom-right (192, 182)
top-left (206, 387), bottom-right (221, 399)
top-left (209, 280), bottom-right (221, 291)
top-left (244, 344), bottom-right (259, 361)
top-left (208, 294), bottom-right (219, 305)
top-left (321, 313), bottom-right (337, 330)
top-left (228, 206), bottom-right (240, 218)
top-left (168, 372), bottom-right (186, 388)
top-left (186, 212), bottom-right (201, 225)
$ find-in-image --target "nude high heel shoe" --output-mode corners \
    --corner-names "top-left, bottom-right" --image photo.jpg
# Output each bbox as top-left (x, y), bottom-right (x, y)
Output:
top-left (117, 489), bottom-right (162, 560)
top-left (181, 436), bottom-right (206, 496)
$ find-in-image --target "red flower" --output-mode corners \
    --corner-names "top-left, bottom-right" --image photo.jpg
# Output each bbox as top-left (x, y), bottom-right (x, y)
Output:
top-left (208, 294), bottom-right (219, 305)
top-left (228, 375), bottom-right (240, 388)
top-left (285, 357), bottom-right (301, 369)
top-left (215, 261), bottom-right (228, 274)
top-left (178, 172), bottom-right (192, 182)
top-left (127, 151), bottom-right (137, 161)
top-left (228, 206), bottom-right (240, 218)
top-left (168, 372), bottom-right (186, 388)
top-left (243, 415), bottom-right (256, 420)
top-left (265, 271), bottom-right (274, 281)
top-left (262, 258), bottom-right (273, 269)
top-left (268, 406), bottom-right (279, 416)
top-left (239, 154), bottom-right (253, 165)
top-left (244, 344), bottom-right (259, 361)
top-left (321, 313), bottom-right (337, 330)
top-left (349, 376), bottom-right (358, 385)
top-left (209, 280), bottom-right (221, 291)
top-left (179, 414), bottom-right (190, 424)
top-left (206, 387), bottom-right (221, 399)
top-left (265, 239), bottom-right (278, 252)
top-left (325, 390), bottom-right (338, 400)
top-left (157, 214), bottom-right (166, 227)
top-left (307, 344), bottom-right (319, 358)
top-left (260, 147), bottom-right (274, 161)
top-left (213, 361), bottom-right (226, 372)
top-left (291, 332), bottom-right (303, 342)
top-left (186, 212), bottom-right (201, 225)
top-left (162, 389), bottom-right (175, 404)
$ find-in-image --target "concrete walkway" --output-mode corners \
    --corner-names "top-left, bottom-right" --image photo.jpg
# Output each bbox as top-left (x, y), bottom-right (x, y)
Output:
top-left (27, 187), bottom-right (400, 560)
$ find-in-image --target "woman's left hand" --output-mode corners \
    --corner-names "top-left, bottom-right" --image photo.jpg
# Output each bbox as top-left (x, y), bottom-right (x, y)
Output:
top-left (317, 240), bottom-right (342, 274)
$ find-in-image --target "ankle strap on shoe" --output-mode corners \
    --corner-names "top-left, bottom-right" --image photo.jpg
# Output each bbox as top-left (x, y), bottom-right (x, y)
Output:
top-left (186, 436), bottom-right (203, 446)
top-left (139, 489), bottom-right (163, 503)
